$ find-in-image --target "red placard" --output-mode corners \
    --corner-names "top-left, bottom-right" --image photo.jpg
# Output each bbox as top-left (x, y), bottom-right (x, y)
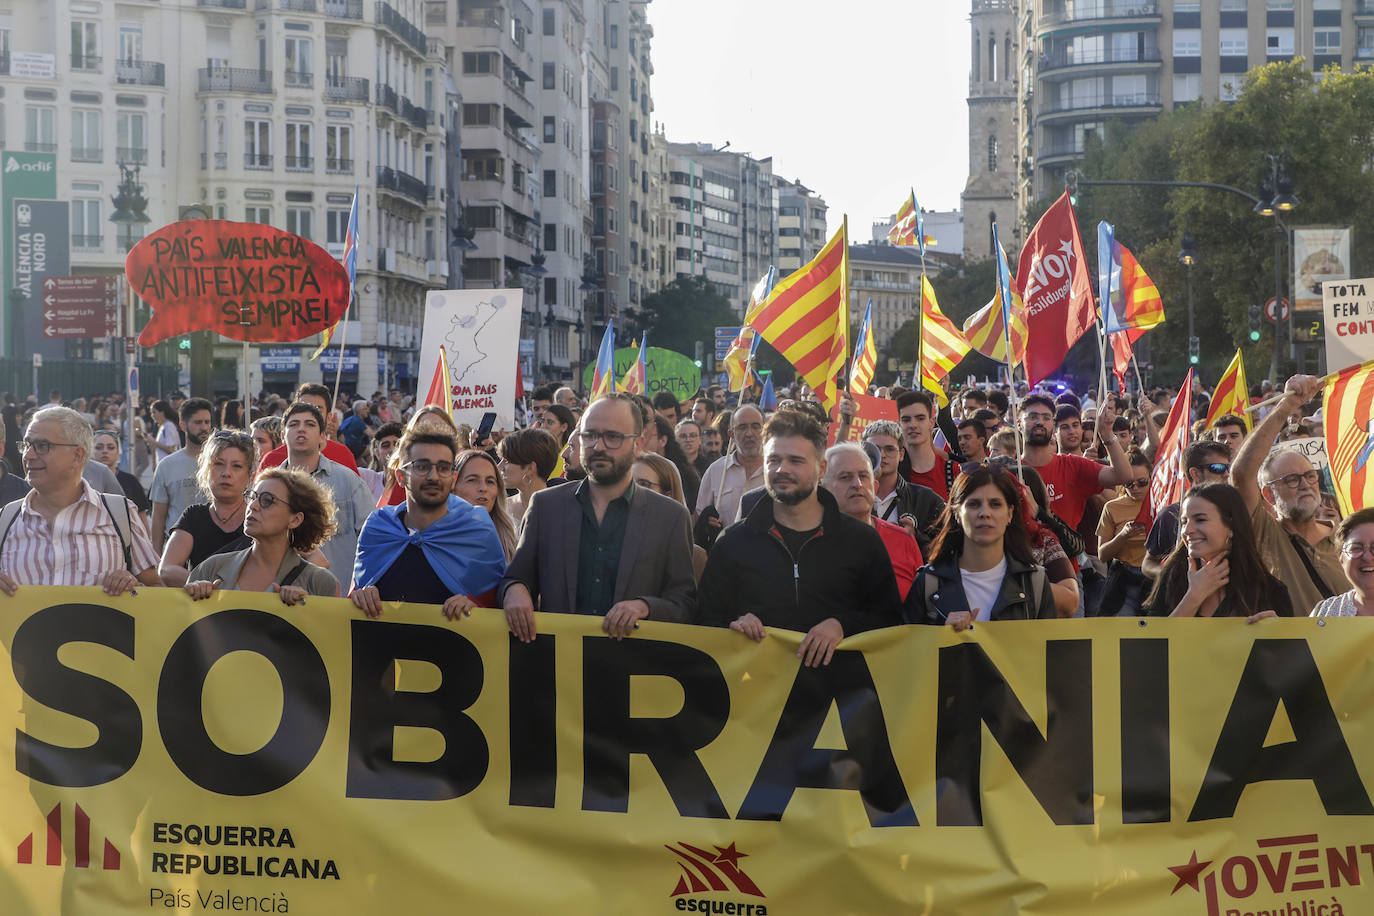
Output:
top-left (126, 220), bottom-right (350, 346)
top-left (827, 392), bottom-right (899, 446)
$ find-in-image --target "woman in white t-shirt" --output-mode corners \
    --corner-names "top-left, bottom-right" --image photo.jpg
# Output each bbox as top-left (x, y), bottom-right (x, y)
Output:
top-left (903, 464), bottom-right (1057, 628)
top-left (149, 400), bottom-right (181, 466)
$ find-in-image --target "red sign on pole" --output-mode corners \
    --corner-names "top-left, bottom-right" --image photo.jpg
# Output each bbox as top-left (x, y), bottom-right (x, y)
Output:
top-left (38, 276), bottom-right (120, 339)
top-left (125, 220), bottom-right (350, 346)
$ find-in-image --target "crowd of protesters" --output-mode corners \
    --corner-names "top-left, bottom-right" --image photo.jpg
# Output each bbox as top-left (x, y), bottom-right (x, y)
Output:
top-left (0, 366), bottom-right (1355, 659)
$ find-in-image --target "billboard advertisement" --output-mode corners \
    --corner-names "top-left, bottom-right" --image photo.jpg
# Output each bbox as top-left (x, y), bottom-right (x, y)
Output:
top-left (1293, 226), bottom-right (1352, 313)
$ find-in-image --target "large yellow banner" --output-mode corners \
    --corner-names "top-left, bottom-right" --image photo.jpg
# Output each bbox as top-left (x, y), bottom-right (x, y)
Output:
top-left (1, 587), bottom-right (1372, 915)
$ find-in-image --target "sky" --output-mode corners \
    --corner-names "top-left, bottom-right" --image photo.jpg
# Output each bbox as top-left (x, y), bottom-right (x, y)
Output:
top-left (647, 1), bottom-right (972, 240)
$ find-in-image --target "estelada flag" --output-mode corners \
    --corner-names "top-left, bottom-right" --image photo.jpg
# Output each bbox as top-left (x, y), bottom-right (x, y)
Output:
top-left (746, 219), bottom-right (850, 412)
top-left (1204, 349), bottom-right (1251, 430)
top-left (1136, 368), bottom-right (1194, 530)
top-left (1324, 359), bottom-right (1374, 514)
top-left (1018, 190), bottom-right (1095, 385)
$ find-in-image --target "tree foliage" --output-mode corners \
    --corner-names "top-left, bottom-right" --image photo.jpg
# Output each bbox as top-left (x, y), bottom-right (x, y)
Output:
top-left (625, 276), bottom-right (737, 360)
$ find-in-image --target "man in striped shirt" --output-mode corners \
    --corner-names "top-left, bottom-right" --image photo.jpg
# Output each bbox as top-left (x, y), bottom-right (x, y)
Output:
top-left (0, 407), bottom-right (158, 595)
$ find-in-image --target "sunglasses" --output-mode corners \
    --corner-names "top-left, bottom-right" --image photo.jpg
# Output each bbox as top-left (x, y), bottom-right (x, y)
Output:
top-left (1189, 462), bottom-right (1230, 477)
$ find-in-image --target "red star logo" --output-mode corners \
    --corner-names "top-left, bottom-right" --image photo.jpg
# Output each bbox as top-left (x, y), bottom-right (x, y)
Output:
top-left (713, 843), bottom-right (748, 869)
top-left (1168, 850), bottom-right (1212, 894)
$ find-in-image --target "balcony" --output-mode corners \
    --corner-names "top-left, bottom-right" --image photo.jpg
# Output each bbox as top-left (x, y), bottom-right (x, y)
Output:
top-left (376, 1), bottom-right (427, 56)
top-left (285, 155), bottom-right (314, 171)
top-left (197, 0), bottom-right (247, 7)
top-left (325, 75), bottom-right (368, 101)
top-left (401, 99), bottom-right (428, 130)
top-left (117, 146), bottom-right (148, 165)
top-left (71, 147), bottom-right (103, 163)
top-left (199, 67), bottom-right (273, 93)
top-left (116, 59), bottom-right (165, 86)
top-left (245, 153), bottom-right (273, 170)
top-left (24, 142), bottom-right (55, 154)
top-left (1037, 143), bottom-right (1086, 165)
top-left (376, 165), bottom-right (428, 205)
top-left (284, 69), bottom-right (313, 89)
top-left (71, 54), bottom-right (101, 72)
top-left (1039, 92), bottom-right (1161, 119)
top-left (1037, 2), bottom-right (1160, 31)
top-left (376, 83), bottom-right (399, 113)
top-left (280, 0), bottom-right (317, 9)
top-left (72, 234), bottom-right (103, 251)
top-left (1039, 47), bottom-right (1161, 75)
top-left (325, 157), bottom-right (354, 174)
top-left (323, 0), bottom-right (363, 18)
top-left (1358, 0), bottom-right (1374, 17)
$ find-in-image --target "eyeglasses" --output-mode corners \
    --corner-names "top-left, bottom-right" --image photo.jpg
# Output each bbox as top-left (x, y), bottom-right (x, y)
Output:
top-left (635, 476), bottom-right (663, 492)
top-left (244, 488), bottom-right (294, 512)
top-left (1342, 543), bottom-right (1372, 559)
top-left (21, 438), bottom-right (79, 455)
top-left (1127, 478), bottom-right (1150, 490)
top-left (1023, 412), bottom-right (1055, 423)
top-left (582, 429), bottom-right (629, 448)
top-left (1265, 470), bottom-right (1319, 490)
top-left (401, 459), bottom-right (455, 478)
top-left (1190, 462), bottom-right (1230, 477)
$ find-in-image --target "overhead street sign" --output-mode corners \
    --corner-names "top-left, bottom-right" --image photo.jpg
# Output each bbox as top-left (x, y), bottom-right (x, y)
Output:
top-left (714, 325), bottom-right (741, 360)
top-left (39, 276), bottom-right (120, 338)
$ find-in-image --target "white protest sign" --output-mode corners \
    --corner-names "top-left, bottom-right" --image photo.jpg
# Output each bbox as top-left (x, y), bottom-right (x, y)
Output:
top-left (1322, 278), bottom-right (1374, 376)
top-left (416, 288), bottom-right (522, 430)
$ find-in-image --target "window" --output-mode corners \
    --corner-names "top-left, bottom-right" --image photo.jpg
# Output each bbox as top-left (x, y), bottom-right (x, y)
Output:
top-left (1219, 77), bottom-right (1240, 102)
top-left (116, 112), bottom-right (146, 164)
top-left (244, 119), bottom-right (271, 168)
top-left (326, 124), bottom-right (352, 172)
top-left (987, 135), bottom-right (997, 172)
top-left (1173, 73), bottom-right (1201, 104)
top-left (1266, 0), bottom-right (1293, 9)
top-left (1267, 28), bottom-right (1294, 57)
top-left (284, 36), bottom-right (312, 86)
top-left (286, 207), bottom-right (313, 239)
top-left (1314, 30), bottom-right (1341, 55)
top-left (71, 110), bottom-right (102, 162)
top-left (542, 8), bottom-right (554, 36)
top-left (1360, 27), bottom-right (1374, 58)
top-left (609, 24), bottom-right (618, 48)
top-left (542, 116), bottom-right (555, 143)
top-left (72, 199), bottom-right (102, 249)
top-left (610, 67), bottom-right (618, 91)
top-left (71, 20), bottom-right (99, 70)
top-left (544, 277), bottom-right (557, 306)
top-left (118, 22), bottom-right (143, 63)
top-left (325, 37), bottom-right (347, 83)
top-left (245, 206), bottom-right (271, 224)
top-left (462, 52), bottom-right (496, 74)
top-left (462, 103), bottom-right (499, 125)
top-left (544, 222), bottom-right (557, 252)
top-left (543, 169), bottom-right (556, 197)
top-left (1219, 29), bottom-right (1247, 56)
top-left (1173, 29), bottom-right (1201, 57)
top-left (543, 63), bottom-right (554, 89)
top-left (327, 209), bottom-right (350, 244)
top-left (285, 122), bottom-right (312, 170)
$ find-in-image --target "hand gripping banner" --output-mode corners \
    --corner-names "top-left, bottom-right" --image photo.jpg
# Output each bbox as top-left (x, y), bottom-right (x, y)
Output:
top-left (2, 588), bottom-right (1373, 915)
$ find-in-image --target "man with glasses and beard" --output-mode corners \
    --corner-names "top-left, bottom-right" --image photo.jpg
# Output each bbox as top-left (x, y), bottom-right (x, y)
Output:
top-left (1232, 374), bottom-right (1349, 612)
top-left (1020, 393), bottom-right (1132, 531)
top-left (350, 428), bottom-right (507, 620)
top-left (501, 392), bottom-right (696, 642)
top-left (699, 410), bottom-right (900, 667)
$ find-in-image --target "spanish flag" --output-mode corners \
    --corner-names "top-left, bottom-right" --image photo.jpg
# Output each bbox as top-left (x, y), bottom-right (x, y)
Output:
top-left (919, 275), bottom-right (971, 404)
top-left (746, 219), bottom-right (850, 411)
top-left (849, 299), bottom-right (878, 394)
top-left (1204, 349), bottom-right (1251, 430)
top-left (1324, 359), bottom-right (1374, 514)
top-left (422, 344), bottom-right (453, 416)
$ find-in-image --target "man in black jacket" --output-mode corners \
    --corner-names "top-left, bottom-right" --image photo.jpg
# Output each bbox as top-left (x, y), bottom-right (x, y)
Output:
top-left (699, 409), bottom-right (901, 667)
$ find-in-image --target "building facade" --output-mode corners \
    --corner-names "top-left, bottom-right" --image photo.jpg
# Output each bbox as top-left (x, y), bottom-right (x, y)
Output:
top-left (848, 243), bottom-right (953, 364)
top-left (773, 176), bottom-right (827, 279)
top-left (962, 0), bottom-right (1023, 260)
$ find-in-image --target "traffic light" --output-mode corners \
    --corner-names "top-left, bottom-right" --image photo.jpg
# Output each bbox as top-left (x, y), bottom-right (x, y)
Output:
top-left (177, 337), bottom-right (192, 351)
top-left (1248, 304), bottom-right (1262, 342)
top-left (1188, 336), bottom-right (1200, 365)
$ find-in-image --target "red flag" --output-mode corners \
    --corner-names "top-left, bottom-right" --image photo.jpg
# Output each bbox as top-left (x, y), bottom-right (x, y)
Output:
top-left (515, 360), bottom-right (525, 399)
top-left (1135, 369), bottom-right (1194, 531)
top-left (1017, 190), bottom-right (1095, 385)
top-left (1110, 328), bottom-right (1144, 391)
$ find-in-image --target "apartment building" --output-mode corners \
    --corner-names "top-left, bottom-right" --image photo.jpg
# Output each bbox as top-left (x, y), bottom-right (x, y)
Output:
top-left (773, 176), bottom-right (827, 279)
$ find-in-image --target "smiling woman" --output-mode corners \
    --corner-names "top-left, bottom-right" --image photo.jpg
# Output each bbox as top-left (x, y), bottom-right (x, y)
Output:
top-left (1313, 508), bottom-right (1374, 618)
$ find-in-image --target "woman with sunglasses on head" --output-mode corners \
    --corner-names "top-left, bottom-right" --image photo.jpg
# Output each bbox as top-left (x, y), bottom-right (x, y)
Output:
top-left (1141, 482), bottom-right (1292, 621)
top-left (158, 430), bottom-right (256, 587)
top-left (903, 465), bottom-right (1057, 629)
top-left (185, 468), bottom-right (340, 603)
top-left (1312, 508), bottom-right (1374, 617)
top-left (1096, 447), bottom-right (1153, 616)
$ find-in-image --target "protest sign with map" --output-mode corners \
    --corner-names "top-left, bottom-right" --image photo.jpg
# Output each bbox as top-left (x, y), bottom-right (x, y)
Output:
top-left (416, 288), bottom-right (522, 429)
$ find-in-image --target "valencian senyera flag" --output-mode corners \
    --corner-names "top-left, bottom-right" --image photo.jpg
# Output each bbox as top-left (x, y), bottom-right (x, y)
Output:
top-left (1325, 358), bottom-right (1374, 514)
top-left (1099, 221), bottom-right (1165, 335)
top-left (887, 190), bottom-right (936, 257)
top-left (1204, 349), bottom-right (1251, 431)
top-left (919, 276), bottom-right (971, 406)
top-left (620, 332), bottom-right (648, 395)
top-left (312, 185), bottom-right (358, 360)
top-left (589, 322), bottom-right (618, 398)
top-left (964, 230), bottom-right (1028, 366)
top-left (723, 269), bottom-right (776, 393)
top-left (849, 299), bottom-right (878, 394)
top-left (745, 219), bottom-right (850, 412)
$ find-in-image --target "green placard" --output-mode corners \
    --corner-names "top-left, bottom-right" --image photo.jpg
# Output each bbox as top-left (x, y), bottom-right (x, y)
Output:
top-left (2, 152), bottom-right (58, 355)
top-left (581, 346), bottom-right (701, 399)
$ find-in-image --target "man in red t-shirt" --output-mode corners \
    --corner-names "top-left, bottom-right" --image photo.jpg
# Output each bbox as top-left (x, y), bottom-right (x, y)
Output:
top-left (822, 442), bottom-right (921, 600)
top-left (1020, 393), bottom-right (1130, 529)
top-left (260, 382), bottom-right (360, 475)
top-left (895, 390), bottom-right (954, 500)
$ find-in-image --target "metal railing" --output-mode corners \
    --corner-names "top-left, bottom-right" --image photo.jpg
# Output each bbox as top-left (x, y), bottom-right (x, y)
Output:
top-left (1040, 92), bottom-right (1161, 114)
top-left (71, 54), bottom-right (101, 72)
top-left (324, 75), bottom-right (368, 101)
top-left (284, 69), bottom-right (313, 88)
top-left (285, 155), bottom-right (314, 171)
top-left (376, 83), bottom-right (399, 113)
top-left (376, 2), bottom-right (427, 56)
top-left (1039, 47), bottom-right (1162, 71)
top-left (401, 99), bottom-right (428, 130)
top-left (323, 0), bottom-right (363, 18)
top-left (326, 158), bottom-right (354, 173)
top-left (196, 0), bottom-right (247, 7)
top-left (1038, 1), bottom-right (1159, 28)
top-left (244, 153), bottom-right (273, 169)
top-left (199, 67), bottom-right (273, 93)
top-left (116, 60), bottom-right (165, 86)
top-left (376, 166), bottom-right (427, 204)
top-left (71, 147), bottom-right (103, 162)
top-left (117, 146), bottom-right (148, 165)
top-left (280, 0), bottom-right (317, 10)
top-left (71, 234), bottom-right (103, 250)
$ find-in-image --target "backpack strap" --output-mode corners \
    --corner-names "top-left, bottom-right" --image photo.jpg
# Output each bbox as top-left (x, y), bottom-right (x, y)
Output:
top-left (0, 499), bottom-right (25, 563)
top-left (98, 493), bottom-right (134, 574)
top-left (279, 558), bottom-right (309, 589)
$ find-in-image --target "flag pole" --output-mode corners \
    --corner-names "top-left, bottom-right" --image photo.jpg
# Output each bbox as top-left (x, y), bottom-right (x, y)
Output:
top-left (331, 296), bottom-right (350, 409)
top-left (993, 219), bottom-right (1024, 482)
top-left (1130, 351), bottom-right (1146, 395)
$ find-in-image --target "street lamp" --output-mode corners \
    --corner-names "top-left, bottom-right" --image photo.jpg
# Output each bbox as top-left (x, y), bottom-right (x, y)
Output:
top-left (109, 163), bottom-right (150, 473)
top-left (523, 249), bottom-right (548, 385)
top-left (1254, 153), bottom-right (1299, 381)
top-left (1178, 232), bottom-right (1199, 365)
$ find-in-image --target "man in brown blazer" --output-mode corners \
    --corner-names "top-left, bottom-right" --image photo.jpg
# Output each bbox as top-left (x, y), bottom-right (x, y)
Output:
top-left (501, 392), bottom-right (696, 642)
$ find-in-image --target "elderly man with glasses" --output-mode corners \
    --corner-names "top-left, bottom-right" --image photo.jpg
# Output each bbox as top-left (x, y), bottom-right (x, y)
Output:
top-left (500, 392), bottom-right (696, 642)
top-left (351, 428), bottom-right (507, 620)
top-left (0, 406), bottom-right (159, 596)
top-left (1232, 374), bottom-right (1349, 613)
top-left (695, 404), bottom-right (766, 529)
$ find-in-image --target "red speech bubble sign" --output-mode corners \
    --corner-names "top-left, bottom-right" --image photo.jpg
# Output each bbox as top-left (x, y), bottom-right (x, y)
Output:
top-left (126, 220), bottom-right (351, 346)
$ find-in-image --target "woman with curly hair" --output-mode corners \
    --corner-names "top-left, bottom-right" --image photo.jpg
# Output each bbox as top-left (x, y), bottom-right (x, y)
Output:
top-left (185, 467), bottom-right (341, 602)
